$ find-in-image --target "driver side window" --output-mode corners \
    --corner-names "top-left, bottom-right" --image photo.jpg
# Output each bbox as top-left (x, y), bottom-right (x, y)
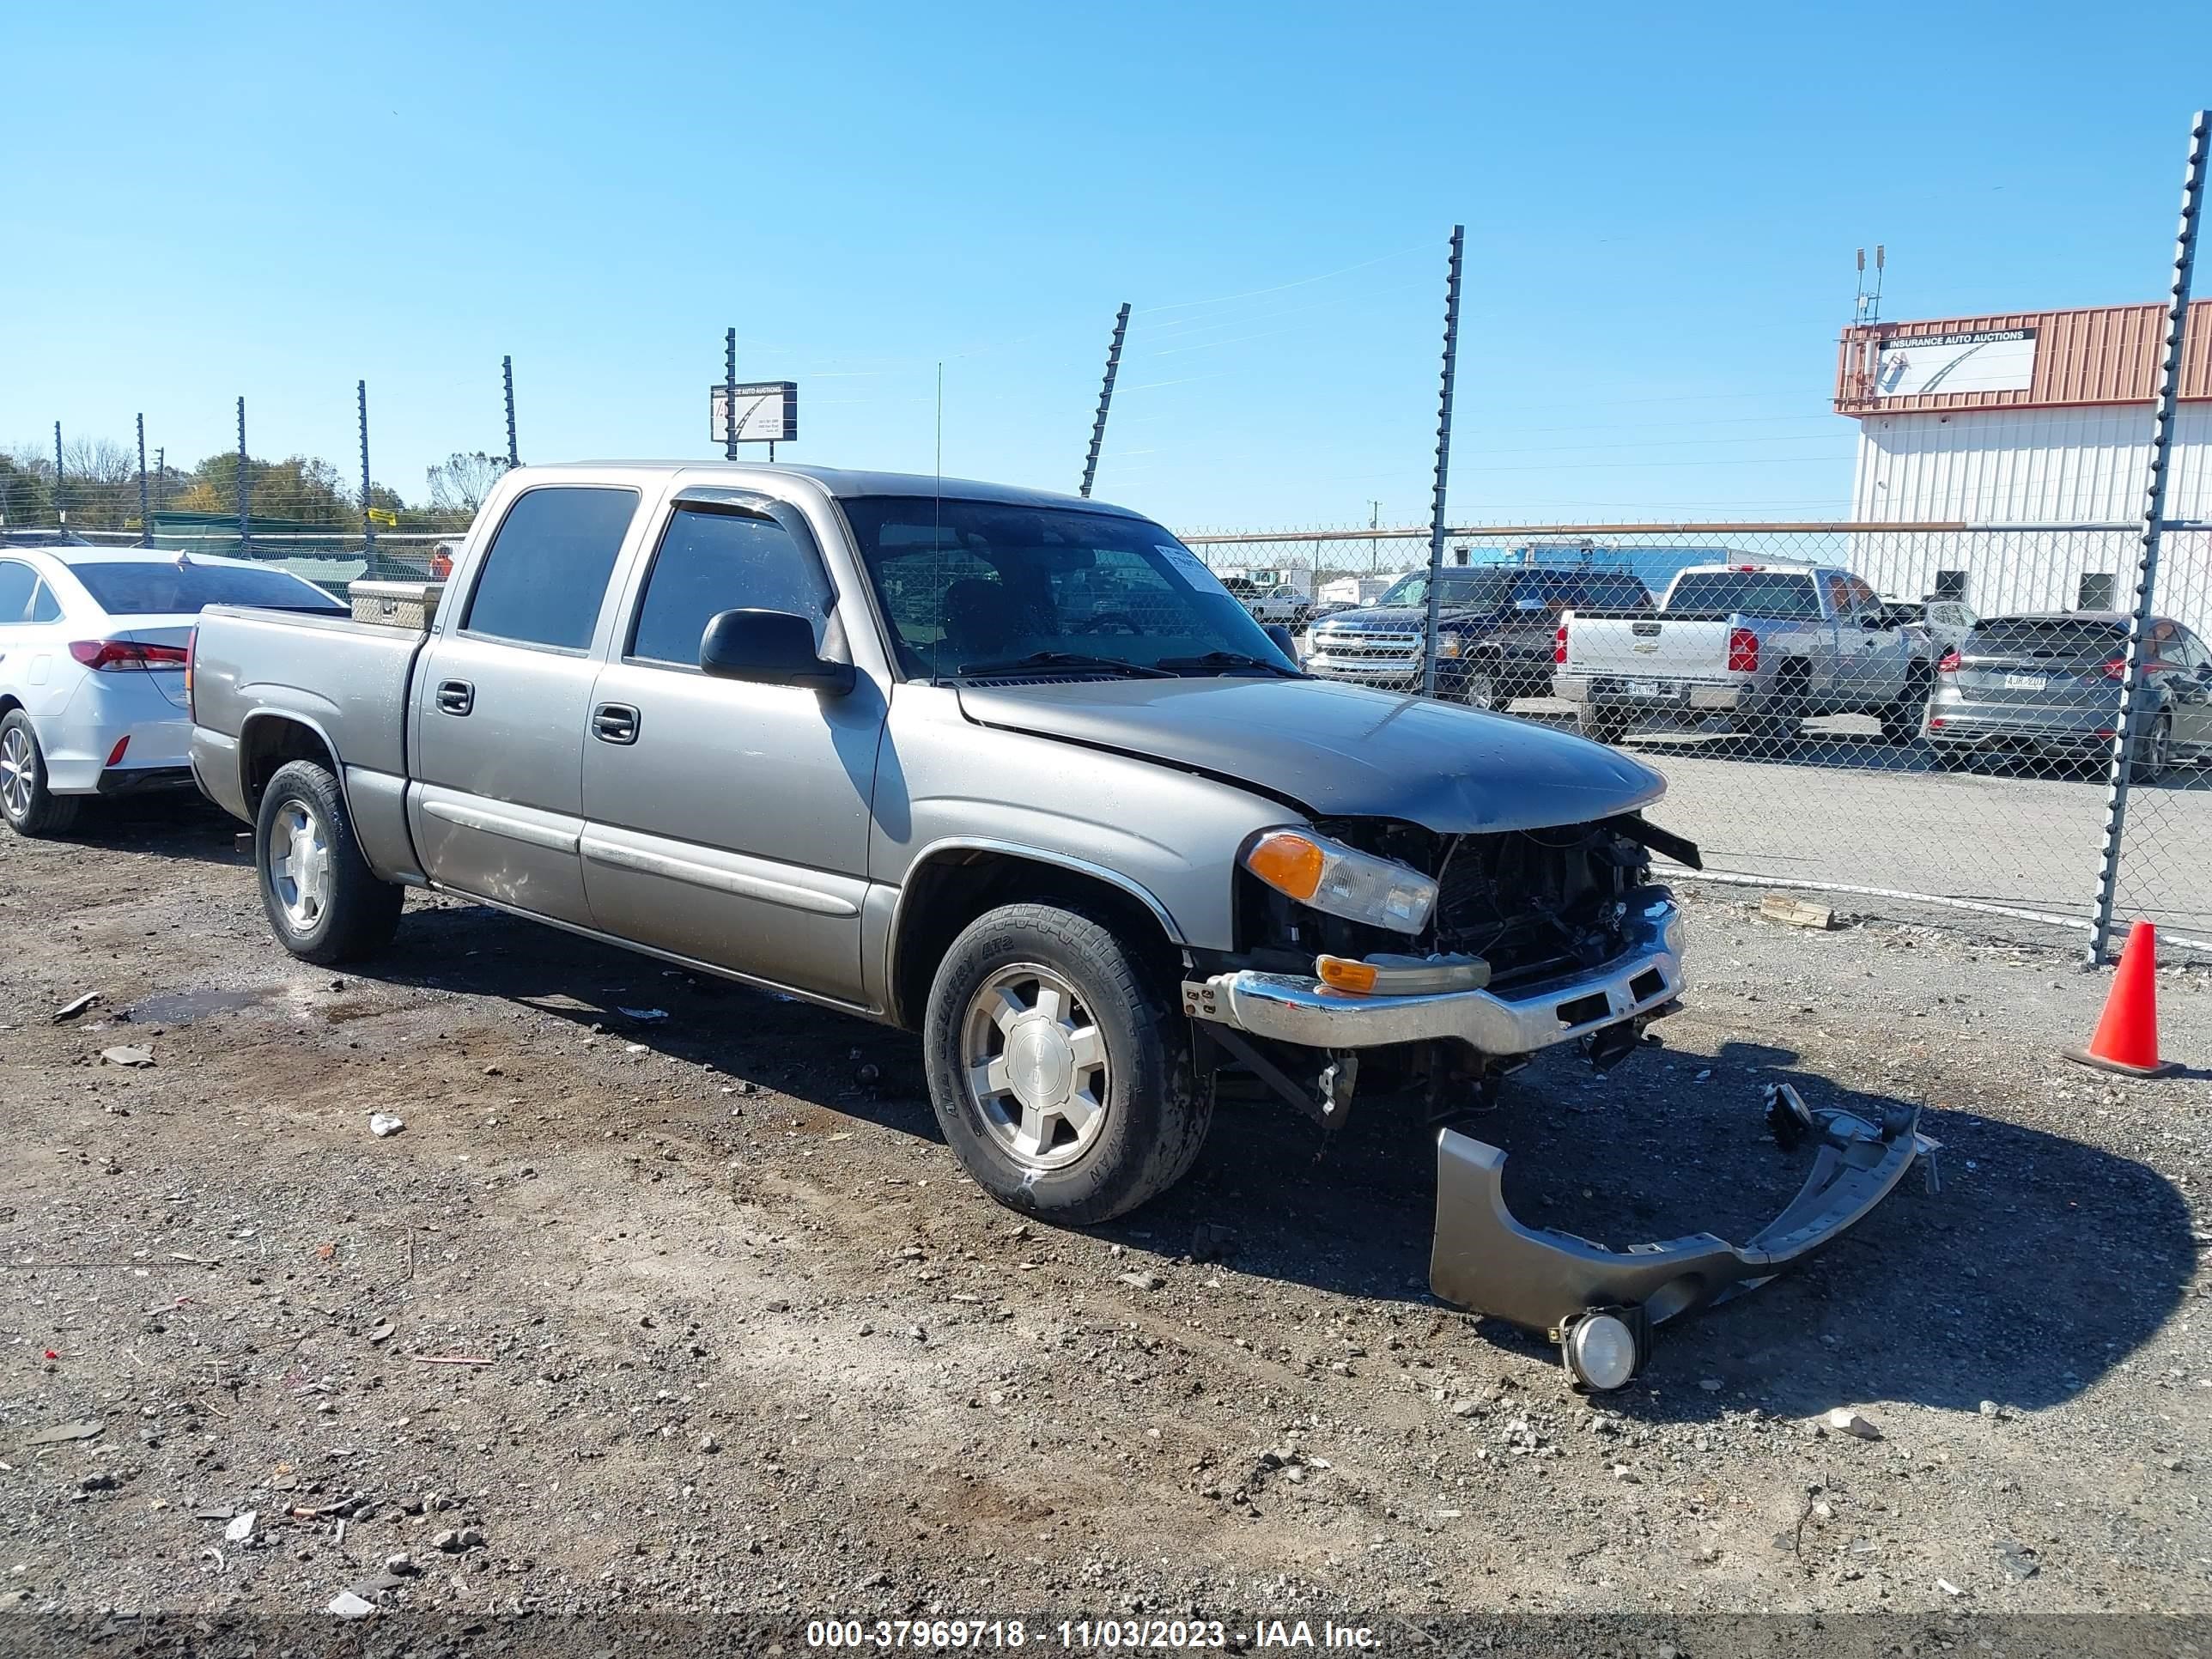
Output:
top-left (627, 506), bottom-right (832, 669)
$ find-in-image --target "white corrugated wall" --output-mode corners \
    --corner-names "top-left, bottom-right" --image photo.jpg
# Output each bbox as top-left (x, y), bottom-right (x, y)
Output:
top-left (1847, 404), bottom-right (2212, 633)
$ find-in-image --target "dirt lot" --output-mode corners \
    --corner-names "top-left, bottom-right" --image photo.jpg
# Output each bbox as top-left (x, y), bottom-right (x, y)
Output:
top-left (3, 799), bottom-right (2209, 1632)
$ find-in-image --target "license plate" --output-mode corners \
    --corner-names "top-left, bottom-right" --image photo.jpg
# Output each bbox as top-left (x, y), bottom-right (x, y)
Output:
top-left (2004, 673), bottom-right (2046, 691)
top-left (1627, 679), bottom-right (1662, 698)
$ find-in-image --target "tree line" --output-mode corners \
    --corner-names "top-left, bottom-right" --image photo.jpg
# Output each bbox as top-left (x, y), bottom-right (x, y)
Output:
top-left (0, 440), bottom-right (514, 537)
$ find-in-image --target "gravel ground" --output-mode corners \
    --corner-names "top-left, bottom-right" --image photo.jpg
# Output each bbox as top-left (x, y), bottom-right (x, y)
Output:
top-left (2, 798), bottom-right (2209, 1630)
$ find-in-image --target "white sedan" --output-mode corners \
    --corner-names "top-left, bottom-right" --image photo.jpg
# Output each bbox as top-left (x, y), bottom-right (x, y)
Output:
top-left (0, 543), bottom-right (343, 836)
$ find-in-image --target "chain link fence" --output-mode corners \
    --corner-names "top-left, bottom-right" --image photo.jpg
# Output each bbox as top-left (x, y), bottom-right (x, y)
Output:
top-left (1183, 521), bottom-right (2212, 960)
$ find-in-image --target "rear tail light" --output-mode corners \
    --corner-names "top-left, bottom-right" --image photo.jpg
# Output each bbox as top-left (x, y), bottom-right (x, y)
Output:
top-left (70, 639), bottom-right (191, 672)
top-left (1553, 623), bottom-right (1568, 665)
top-left (1727, 627), bottom-right (1759, 673)
top-left (2099, 657), bottom-right (2129, 682)
top-left (1936, 648), bottom-right (1961, 674)
top-left (185, 627), bottom-right (198, 716)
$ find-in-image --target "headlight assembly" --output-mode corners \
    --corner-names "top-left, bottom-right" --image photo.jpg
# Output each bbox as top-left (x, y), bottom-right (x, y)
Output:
top-left (1243, 829), bottom-right (1437, 934)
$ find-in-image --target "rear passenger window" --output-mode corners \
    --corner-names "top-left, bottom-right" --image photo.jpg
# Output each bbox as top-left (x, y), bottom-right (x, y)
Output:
top-left (29, 581), bottom-right (60, 623)
top-left (628, 506), bottom-right (832, 667)
top-left (0, 560), bottom-right (34, 622)
top-left (462, 487), bottom-right (640, 651)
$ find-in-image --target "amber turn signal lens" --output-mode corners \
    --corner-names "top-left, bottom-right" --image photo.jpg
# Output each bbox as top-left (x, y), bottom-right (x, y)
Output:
top-left (1244, 830), bottom-right (1325, 900)
top-left (1315, 955), bottom-right (1378, 995)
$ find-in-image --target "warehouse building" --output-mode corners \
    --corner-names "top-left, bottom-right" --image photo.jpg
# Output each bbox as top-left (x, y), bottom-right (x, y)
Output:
top-left (1835, 301), bottom-right (2211, 634)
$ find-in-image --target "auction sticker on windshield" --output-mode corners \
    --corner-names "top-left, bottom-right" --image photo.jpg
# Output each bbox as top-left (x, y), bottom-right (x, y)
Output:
top-left (1156, 543), bottom-right (1228, 592)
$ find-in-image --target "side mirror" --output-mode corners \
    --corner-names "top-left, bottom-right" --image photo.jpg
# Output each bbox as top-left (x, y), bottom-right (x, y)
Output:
top-left (1262, 623), bottom-right (1299, 659)
top-left (699, 608), bottom-right (854, 696)
top-left (1513, 596), bottom-right (1547, 611)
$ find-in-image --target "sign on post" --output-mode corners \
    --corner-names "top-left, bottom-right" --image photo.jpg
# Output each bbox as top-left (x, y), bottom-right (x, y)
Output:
top-left (710, 381), bottom-right (799, 446)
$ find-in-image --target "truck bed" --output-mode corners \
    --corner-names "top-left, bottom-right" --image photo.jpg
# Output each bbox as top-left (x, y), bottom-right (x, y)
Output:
top-left (191, 605), bottom-right (428, 782)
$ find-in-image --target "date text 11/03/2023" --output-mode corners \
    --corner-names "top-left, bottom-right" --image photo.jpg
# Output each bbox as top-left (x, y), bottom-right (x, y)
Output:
top-left (805, 1620), bottom-right (1379, 1650)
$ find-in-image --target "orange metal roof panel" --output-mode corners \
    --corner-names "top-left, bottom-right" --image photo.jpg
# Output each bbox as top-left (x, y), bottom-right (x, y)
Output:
top-left (1836, 301), bottom-right (2212, 414)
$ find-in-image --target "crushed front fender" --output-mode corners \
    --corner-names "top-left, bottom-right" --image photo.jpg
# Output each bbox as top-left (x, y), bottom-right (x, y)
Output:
top-left (1430, 1088), bottom-right (1938, 1367)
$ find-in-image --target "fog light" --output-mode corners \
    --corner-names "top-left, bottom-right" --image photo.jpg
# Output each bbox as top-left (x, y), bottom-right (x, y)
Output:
top-left (1562, 1310), bottom-right (1639, 1391)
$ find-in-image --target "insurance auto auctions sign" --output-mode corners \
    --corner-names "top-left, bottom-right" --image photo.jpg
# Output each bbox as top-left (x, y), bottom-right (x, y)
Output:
top-left (709, 381), bottom-right (799, 444)
top-left (1875, 328), bottom-right (2037, 398)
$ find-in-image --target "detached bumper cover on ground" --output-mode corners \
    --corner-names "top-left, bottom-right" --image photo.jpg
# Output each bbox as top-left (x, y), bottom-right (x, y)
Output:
top-left (1431, 1090), bottom-right (1939, 1374)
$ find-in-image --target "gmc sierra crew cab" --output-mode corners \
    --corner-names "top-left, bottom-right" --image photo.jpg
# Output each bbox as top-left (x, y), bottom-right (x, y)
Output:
top-left (185, 464), bottom-right (1932, 1385)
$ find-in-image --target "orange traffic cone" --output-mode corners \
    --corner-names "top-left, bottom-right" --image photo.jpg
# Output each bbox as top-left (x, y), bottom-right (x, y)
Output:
top-left (2067, 921), bottom-right (2179, 1078)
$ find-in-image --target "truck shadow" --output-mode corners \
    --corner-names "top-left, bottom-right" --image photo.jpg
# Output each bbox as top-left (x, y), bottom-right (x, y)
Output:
top-left (355, 897), bottom-right (2191, 1425)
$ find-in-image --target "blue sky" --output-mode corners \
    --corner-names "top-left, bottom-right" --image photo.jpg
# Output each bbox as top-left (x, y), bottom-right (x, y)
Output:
top-left (4, 0), bottom-right (2205, 530)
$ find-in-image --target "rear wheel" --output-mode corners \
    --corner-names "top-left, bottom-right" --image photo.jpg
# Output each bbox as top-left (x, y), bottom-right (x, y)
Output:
top-left (2130, 714), bottom-right (2173, 784)
top-left (0, 711), bottom-right (81, 837)
top-left (923, 902), bottom-right (1212, 1223)
top-left (1881, 667), bottom-right (1932, 745)
top-left (1737, 668), bottom-right (1809, 750)
top-left (254, 759), bottom-right (404, 963)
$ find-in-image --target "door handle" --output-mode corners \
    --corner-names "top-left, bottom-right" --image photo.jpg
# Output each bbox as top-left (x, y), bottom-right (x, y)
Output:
top-left (436, 679), bottom-right (474, 716)
top-left (592, 702), bottom-right (641, 744)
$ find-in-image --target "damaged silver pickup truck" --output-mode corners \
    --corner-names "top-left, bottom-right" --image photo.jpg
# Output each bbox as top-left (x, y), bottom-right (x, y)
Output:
top-left (185, 463), bottom-right (1932, 1386)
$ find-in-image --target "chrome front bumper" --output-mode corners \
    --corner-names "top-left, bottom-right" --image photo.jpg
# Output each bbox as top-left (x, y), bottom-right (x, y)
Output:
top-left (1182, 891), bottom-right (1684, 1057)
top-left (1431, 1088), bottom-right (1940, 1379)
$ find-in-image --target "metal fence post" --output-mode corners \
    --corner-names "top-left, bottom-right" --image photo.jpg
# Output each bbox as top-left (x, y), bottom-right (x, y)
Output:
top-left (358, 380), bottom-right (376, 568)
top-left (137, 414), bottom-right (150, 546)
top-left (236, 397), bottom-right (251, 558)
top-left (1080, 302), bottom-right (1132, 499)
top-left (724, 330), bottom-right (738, 462)
top-left (2086, 109), bottom-right (2206, 963)
top-left (52, 422), bottom-right (64, 528)
top-left (1419, 226), bottom-right (1465, 699)
top-left (503, 356), bottom-right (520, 469)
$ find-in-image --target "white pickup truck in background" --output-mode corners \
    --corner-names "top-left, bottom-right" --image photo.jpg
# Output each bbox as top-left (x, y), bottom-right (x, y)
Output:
top-left (1554, 561), bottom-right (1934, 746)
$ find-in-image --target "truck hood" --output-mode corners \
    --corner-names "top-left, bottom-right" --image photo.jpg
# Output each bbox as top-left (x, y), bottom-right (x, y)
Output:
top-left (955, 677), bottom-right (1666, 832)
top-left (1313, 604), bottom-right (1491, 632)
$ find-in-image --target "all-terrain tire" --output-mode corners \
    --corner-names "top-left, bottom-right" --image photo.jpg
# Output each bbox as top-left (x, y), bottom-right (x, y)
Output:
top-left (0, 710), bottom-right (82, 837)
top-left (255, 759), bottom-right (404, 964)
top-left (923, 902), bottom-right (1212, 1224)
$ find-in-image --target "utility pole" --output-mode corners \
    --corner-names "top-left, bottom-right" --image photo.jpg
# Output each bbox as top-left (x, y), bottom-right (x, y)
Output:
top-left (724, 328), bottom-right (739, 462)
top-left (1419, 227), bottom-right (1465, 700)
top-left (1079, 301), bottom-right (1132, 499)
top-left (137, 414), bottom-right (150, 546)
top-left (502, 356), bottom-right (520, 469)
top-left (2087, 109), bottom-right (2206, 962)
top-left (236, 397), bottom-right (251, 559)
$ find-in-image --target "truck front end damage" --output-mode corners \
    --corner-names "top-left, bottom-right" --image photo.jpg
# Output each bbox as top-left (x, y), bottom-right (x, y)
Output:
top-left (1182, 813), bottom-right (1937, 1385)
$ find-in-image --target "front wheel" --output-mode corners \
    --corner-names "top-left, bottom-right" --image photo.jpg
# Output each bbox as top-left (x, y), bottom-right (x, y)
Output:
top-left (255, 759), bottom-right (404, 963)
top-left (1450, 664), bottom-right (1502, 711)
top-left (1576, 706), bottom-right (1631, 745)
top-left (0, 711), bottom-right (82, 837)
top-left (923, 902), bottom-right (1212, 1224)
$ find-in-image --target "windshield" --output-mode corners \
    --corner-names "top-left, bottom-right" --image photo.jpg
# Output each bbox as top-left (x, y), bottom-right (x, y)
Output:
top-left (1969, 617), bottom-right (2129, 659)
top-left (1666, 570), bottom-right (1821, 619)
top-left (66, 558), bottom-right (344, 617)
top-left (842, 497), bottom-right (1296, 678)
top-left (1375, 569), bottom-right (1519, 611)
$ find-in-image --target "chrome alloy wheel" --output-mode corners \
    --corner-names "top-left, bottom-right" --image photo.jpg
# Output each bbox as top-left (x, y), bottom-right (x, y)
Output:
top-left (268, 799), bottom-right (332, 932)
top-left (960, 962), bottom-right (1111, 1170)
top-left (0, 724), bottom-right (33, 820)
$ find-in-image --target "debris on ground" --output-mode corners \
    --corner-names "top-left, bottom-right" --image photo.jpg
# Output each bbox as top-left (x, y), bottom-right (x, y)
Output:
top-left (1760, 893), bottom-right (1841, 930)
top-left (100, 1045), bottom-right (154, 1067)
top-left (1117, 1270), bottom-right (1165, 1291)
top-left (52, 990), bottom-right (102, 1022)
top-left (368, 1112), bottom-right (404, 1137)
top-left (224, 1510), bottom-right (257, 1543)
top-left (327, 1590), bottom-right (377, 1619)
top-left (618, 1007), bottom-right (668, 1021)
top-left (1825, 1407), bottom-right (1883, 1441)
top-left (17, 1420), bottom-right (104, 1448)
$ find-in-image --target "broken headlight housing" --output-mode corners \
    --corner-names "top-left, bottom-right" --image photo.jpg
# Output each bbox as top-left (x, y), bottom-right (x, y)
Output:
top-left (1243, 828), bottom-right (1437, 936)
